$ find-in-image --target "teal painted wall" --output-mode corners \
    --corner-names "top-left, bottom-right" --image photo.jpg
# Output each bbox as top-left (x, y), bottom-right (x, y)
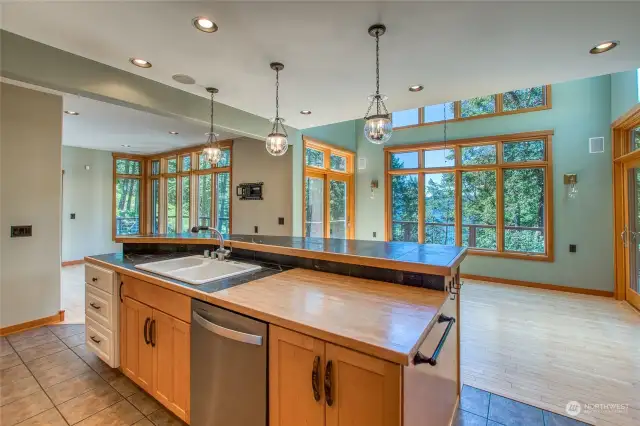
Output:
top-left (305, 75), bottom-right (614, 291)
top-left (291, 121), bottom-right (357, 236)
top-left (611, 69), bottom-right (639, 122)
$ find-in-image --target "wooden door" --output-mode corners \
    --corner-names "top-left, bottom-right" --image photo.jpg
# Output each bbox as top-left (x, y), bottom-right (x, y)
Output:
top-left (269, 325), bottom-right (325, 426)
top-left (622, 158), bottom-right (640, 310)
top-left (152, 309), bottom-right (190, 422)
top-left (325, 343), bottom-right (401, 426)
top-left (121, 297), bottom-right (153, 392)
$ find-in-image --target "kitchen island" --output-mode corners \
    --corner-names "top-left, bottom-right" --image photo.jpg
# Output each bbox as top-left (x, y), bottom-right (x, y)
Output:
top-left (84, 234), bottom-right (466, 426)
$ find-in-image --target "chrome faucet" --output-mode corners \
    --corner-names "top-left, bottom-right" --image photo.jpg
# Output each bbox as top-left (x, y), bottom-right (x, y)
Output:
top-left (208, 227), bottom-right (231, 261)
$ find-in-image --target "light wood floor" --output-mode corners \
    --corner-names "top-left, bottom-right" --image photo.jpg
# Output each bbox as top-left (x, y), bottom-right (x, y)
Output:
top-left (60, 265), bottom-right (85, 324)
top-left (460, 279), bottom-right (640, 426)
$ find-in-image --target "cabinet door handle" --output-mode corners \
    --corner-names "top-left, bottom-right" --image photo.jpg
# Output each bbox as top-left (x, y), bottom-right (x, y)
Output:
top-left (90, 336), bottom-right (101, 344)
top-left (89, 302), bottom-right (101, 310)
top-left (92, 277), bottom-right (98, 282)
top-left (150, 319), bottom-right (156, 347)
top-left (143, 318), bottom-right (150, 345)
top-left (119, 282), bottom-right (124, 303)
top-left (413, 314), bottom-right (456, 366)
top-left (312, 355), bottom-right (321, 402)
top-left (324, 360), bottom-right (333, 407)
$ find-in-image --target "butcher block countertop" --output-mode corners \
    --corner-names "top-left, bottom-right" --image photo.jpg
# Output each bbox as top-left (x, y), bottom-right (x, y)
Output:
top-left (116, 233), bottom-right (467, 276)
top-left (86, 254), bottom-right (447, 365)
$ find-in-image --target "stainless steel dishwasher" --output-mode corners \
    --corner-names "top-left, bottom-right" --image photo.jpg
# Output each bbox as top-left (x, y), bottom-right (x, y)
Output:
top-left (191, 299), bottom-right (267, 426)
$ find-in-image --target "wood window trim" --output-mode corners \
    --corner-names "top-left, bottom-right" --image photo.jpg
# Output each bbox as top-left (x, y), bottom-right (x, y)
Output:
top-left (112, 141), bottom-right (234, 239)
top-left (393, 86), bottom-right (552, 131)
top-left (612, 104), bottom-right (640, 301)
top-left (384, 130), bottom-right (554, 261)
top-left (302, 136), bottom-right (356, 239)
top-left (112, 154), bottom-right (146, 240)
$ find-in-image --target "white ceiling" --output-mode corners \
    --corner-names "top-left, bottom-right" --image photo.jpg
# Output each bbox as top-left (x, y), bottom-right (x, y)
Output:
top-left (62, 95), bottom-right (238, 154)
top-left (2, 2), bottom-right (640, 129)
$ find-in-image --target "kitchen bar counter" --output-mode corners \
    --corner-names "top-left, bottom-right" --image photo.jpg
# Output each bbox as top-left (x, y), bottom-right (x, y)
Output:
top-left (85, 254), bottom-right (447, 365)
top-left (116, 233), bottom-right (467, 276)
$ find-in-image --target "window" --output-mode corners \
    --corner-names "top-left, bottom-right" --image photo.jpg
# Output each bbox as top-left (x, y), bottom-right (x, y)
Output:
top-left (114, 157), bottom-right (143, 237)
top-left (384, 131), bottom-right (554, 260)
top-left (632, 127), bottom-right (640, 152)
top-left (303, 137), bottom-right (355, 239)
top-left (113, 141), bottom-right (233, 238)
top-left (392, 86), bottom-right (551, 129)
top-left (390, 152), bottom-right (419, 169)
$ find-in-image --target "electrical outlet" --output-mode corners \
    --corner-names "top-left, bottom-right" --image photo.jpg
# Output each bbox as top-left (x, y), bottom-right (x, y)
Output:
top-left (278, 217), bottom-right (285, 225)
top-left (254, 225), bottom-right (259, 234)
top-left (569, 244), bottom-right (577, 253)
top-left (11, 225), bottom-right (32, 238)
top-left (70, 213), bottom-right (76, 219)
top-left (373, 231), bottom-right (377, 238)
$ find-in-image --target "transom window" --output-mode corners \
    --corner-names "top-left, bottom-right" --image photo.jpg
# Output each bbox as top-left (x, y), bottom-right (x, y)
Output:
top-left (392, 85), bottom-right (551, 129)
top-left (303, 137), bottom-right (355, 239)
top-left (385, 131), bottom-right (554, 260)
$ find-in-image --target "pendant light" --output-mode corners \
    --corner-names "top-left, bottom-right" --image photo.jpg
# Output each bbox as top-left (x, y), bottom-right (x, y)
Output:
top-left (265, 62), bottom-right (289, 156)
top-left (203, 87), bottom-right (222, 165)
top-left (363, 24), bottom-right (392, 145)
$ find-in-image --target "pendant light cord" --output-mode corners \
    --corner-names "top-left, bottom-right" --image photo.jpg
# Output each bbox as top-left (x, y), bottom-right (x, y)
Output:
top-left (375, 30), bottom-right (380, 115)
top-left (209, 91), bottom-right (214, 137)
top-left (275, 68), bottom-right (280, 121)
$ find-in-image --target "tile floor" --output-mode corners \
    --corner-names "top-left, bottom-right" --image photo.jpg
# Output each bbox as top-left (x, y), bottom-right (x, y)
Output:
top-left (0, 324), bottom-right (186, 426)
top-left (454, 385), bottom-right (590, 426)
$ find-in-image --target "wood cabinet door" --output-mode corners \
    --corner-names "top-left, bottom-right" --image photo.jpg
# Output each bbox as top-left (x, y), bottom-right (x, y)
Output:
top-left (152, 309), bottom-right (190, 422)
top-left (121, 296), bottom-right (153, 392)
top-left (325, 343), bottom-right (401, 426)
top-left (269, 325), bottom-right (325, 426)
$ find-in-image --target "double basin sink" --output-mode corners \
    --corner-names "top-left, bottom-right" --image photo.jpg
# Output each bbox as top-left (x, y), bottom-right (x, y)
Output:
top-left (135, 255), bottom-right (261, 285)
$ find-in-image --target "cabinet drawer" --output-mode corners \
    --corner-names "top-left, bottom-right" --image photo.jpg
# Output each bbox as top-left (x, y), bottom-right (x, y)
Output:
top-left (86, 317), bottom-right (116, 367)
top-left (85, 284), bottom-right (116, 330)
top-left (85, 263), bottom-right (115, 294)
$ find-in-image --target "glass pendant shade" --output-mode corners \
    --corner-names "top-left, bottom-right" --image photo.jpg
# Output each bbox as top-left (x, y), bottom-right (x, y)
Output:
top-left (203, 145), bottom-right (222, 165)
top-left (265, 132), bottom-right (288, 156)
top-left (364, 114), bottom-right (393, 144)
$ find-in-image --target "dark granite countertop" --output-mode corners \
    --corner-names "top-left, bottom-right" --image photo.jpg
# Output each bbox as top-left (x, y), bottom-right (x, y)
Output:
top-left (88, 252), bottom-right (288, 296)
top-left (115, 233), bottom-right (467, 276)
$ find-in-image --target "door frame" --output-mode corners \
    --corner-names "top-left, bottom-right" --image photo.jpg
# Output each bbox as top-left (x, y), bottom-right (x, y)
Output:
top-left (612, 104), bottom-right (640, 308)
top-left (302, 137), bottom-right (356, 239)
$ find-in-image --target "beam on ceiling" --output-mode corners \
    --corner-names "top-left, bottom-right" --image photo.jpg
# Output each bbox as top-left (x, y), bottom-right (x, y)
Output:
top-left (0, 30), bottom-right (297, 139)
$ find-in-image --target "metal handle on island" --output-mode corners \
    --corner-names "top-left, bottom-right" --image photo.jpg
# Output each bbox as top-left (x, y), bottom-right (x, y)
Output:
top-left (90, 336), bottom-right (101, 344)
top-left (312, 356), bottom-right (321, 402)
top-left (413, 314), bottom-right (456, 367)
top-left (144, 317), bottom-right (150, 345)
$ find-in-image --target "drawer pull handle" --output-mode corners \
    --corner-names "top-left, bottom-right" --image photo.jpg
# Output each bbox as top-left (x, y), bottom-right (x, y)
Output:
top-left (312, 355), bottom-right (321, 402)
top-left (324, 360), bottom-right (333, 406)
top-left (413, 314), bottom-right (456, 367)
top-left (144, 318), bottom-right (151, 345)
top-left (90, 336), bottom-right (101, 344)
top-left (92, 277), bottom-right (98, 282)
top-left (89, 302), bottom-right (101, 310)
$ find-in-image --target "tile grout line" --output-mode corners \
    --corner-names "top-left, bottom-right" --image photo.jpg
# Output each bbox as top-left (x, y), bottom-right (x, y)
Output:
top-left (5, 333), bottom-right (71, 426)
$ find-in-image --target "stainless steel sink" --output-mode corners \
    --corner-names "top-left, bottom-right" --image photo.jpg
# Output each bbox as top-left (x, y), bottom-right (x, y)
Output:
top-left (135, 256), bottom-right (261, 285)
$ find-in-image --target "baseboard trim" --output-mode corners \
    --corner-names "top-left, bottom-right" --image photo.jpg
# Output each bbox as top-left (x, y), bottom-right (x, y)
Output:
top-left (460, 274), bottom-right (613, 298)
top-left (0, 310), bottom-right (65, 336)
top-left (62, 259), bottom-right (84, 267)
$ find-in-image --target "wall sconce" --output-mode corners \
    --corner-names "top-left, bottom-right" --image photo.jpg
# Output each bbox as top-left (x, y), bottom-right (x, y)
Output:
top-left (564, 174), bottom-right (578, 199)
top-left (370, 179), bottom-right (379, 200)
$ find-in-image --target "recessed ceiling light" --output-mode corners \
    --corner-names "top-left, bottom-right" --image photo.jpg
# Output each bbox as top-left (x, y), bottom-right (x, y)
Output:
top-left (300, 110), bottom-right (312, 115)
top-left (169, 131), bottom-right (179, 135)
top-left (129, 58), bottom-right (152, 68)
top-left (64, 110), bottom-right (79, 115)
top-left (590, 40), bottom-right (619, 54)
top-left (409, 85), bottom-right (424, 92)
top-left (193, 17), bottom-right (218, 33)
top-left (121, 144), bottom-right (131, 148)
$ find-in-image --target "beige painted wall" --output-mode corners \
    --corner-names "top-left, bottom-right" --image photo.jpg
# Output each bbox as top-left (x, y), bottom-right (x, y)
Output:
top-left (1, 83), bottom-right (62, 327)
top-left (62, 146), bottom-right (122, 261)
top-left (232, 138), bottom-right (292, 236)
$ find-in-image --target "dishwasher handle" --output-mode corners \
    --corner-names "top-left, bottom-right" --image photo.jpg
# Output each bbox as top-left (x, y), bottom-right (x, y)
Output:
top-left (193, 311), bottom-right (263, 346)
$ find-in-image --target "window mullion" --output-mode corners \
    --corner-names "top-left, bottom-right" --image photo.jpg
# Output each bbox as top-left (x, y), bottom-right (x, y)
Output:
top-left (496, 167), bottom-right (504, 252)
top-left (496, 93), bottom-right (504, 114)
top-left (418, 173), bottom-right (425, 244)
top-left (455, 169), bottom-right (462, 247)
top-left (454, 101), bottom-right (461, 119)
top-left (212, 173), bottom-right (217, 231)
